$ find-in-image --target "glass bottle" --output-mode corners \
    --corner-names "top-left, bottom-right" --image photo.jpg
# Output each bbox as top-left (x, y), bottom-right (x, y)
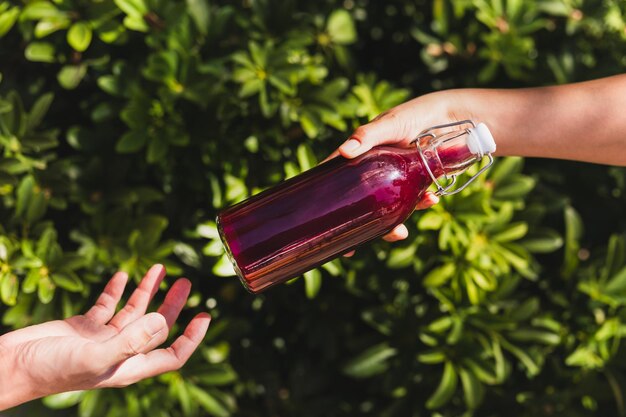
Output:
top-left (217, 120), bottom-right (496, 293)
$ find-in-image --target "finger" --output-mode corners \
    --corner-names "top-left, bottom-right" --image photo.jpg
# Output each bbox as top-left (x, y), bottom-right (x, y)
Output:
top-left (382, 224), bottom-right (409, 242)
top-left (84, 272), bottom-right (129, 324)
top-left (416, 192), bottom-right (440, 210)
top-left (320, 149), bottom-right (341, 164)
top-left (338, 113), bottom-right (413, 159)
top-left (102, 313), bottom-right (211, 387)
top-left (97, 312), bottom-right (169, 370)
top-left (108, 264), bottom-right (166, 330)
top-left (343, 250), bottom-right (355, 257)
top-left (156, 278), bottom-right (192, 329)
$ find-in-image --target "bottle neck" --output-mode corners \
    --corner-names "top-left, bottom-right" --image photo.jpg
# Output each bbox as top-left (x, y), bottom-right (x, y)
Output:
top-left (420, 131), bottom-right (480, 179)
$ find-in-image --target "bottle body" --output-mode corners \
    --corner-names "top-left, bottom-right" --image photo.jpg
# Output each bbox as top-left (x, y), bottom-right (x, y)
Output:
top-left (217, 121), bottom-right (495, 294)
top-left (218, 147), bottom-right (438, 293)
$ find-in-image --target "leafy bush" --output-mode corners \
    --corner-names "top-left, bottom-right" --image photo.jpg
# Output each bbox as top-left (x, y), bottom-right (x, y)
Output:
top-left (1, 0), bottom-right (626, 416)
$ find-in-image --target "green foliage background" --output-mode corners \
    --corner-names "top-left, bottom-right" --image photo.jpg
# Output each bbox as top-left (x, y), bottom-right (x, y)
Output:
top-left (1, 0), bottom-right (626, 416)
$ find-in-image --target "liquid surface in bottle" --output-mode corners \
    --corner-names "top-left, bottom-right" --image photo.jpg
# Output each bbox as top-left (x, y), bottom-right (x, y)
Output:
top-left (218, 145), bottom-right (464, 293)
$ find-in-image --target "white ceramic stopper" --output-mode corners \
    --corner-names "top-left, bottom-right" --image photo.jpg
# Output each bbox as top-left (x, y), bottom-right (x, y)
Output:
top-left (467, 123), bottom-right (496, 157)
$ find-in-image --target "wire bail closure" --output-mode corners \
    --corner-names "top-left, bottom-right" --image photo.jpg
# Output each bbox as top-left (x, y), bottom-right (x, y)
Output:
top-left (412, 120), bottom-right (495, 196)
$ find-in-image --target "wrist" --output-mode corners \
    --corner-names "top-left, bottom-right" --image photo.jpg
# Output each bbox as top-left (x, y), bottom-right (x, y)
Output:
top-left (441, 88), bottom-right (526, 157)
top-left (0, 339), bottom-right (42, 410)
top-left (0, 339), bottom-right (18, 410)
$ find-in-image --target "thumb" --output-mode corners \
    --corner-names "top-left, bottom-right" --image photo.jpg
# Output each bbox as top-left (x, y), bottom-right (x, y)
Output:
top-left (100, 313), bottom-right (168, 367)
top-left (338, 112), bottom-right (413, 159)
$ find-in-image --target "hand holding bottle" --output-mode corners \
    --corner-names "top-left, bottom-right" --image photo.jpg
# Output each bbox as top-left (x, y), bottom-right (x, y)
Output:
top-left (332, 74), bottom-right (626, 244)
top-left (328, 92), bottom-right (461, 245)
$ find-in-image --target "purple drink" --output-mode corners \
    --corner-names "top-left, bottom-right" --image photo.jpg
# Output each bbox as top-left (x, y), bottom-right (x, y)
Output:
top-left (218, 123), bottom-right (495, 293)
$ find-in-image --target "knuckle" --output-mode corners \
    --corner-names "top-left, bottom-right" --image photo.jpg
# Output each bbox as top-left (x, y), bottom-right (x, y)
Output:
top-left (124, 337), bottom-right (144, 357)
top-left (351, 126), bottom-right (369, 141)
top-left (383, 111), bottom-right (399, 122)
top-left (121, 303), bottom-right (136, 315)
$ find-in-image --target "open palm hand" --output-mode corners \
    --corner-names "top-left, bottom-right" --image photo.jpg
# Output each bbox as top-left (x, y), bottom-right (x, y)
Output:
top-left (0, 265), bottom-right (210, 410)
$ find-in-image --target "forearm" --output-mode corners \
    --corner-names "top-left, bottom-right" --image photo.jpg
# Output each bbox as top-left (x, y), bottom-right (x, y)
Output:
top-left (455, 75), bottom-right (626, 166)
top-left (0, 339), bottom-right (38, 410)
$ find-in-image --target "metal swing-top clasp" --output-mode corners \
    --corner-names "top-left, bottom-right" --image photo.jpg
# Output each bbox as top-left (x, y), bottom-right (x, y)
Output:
top-left (412, 120), bottom-right (496, 196)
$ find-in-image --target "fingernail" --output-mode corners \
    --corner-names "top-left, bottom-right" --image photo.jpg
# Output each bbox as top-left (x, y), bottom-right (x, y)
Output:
top-left (146, 313), bottom-right (166, 336)
top-left (340, 139), bottom-right (360, 153)
top-left (432, 194), bottom-right (440, 204)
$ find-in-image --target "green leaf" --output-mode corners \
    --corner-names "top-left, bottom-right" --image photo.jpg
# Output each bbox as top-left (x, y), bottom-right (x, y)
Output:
top-left (22, 269), bottom-right (40, 294)
top-left (188, 385), bottom-right (230, 417)
top-left (423, 263), bottom-right (455, 287)
top-left (34, 16), bottom-right (71, 38)
top-left (248, 41), bottom-right (266, 67)
top-left (433, 0), bottom-right (449, 35)
top-left (488, 157), bottom-right (523, 183)
top-left (468, 268), bottom-right (496, 291)
top-left (509, 297), bottom-right (539, 321)
top-left (197, 221), bottom-right (220, 239)
top-left (507, 328), bottom-right (560, 345)
top-left (304, 268), bottom-right (322, 299)
top-left (604, 267), bottom-right (626, 295)
top-left (15, 175), bottom-right (35, 218)
top-left (463, 358), bottom-right (499, 385)
top-left (417, 350), bottom-right (446, 364)
top-left (343, 343), bottom-right (397, 378)
top-left (147, 136), bottom-right (168, 163)
top-left (196, 364), bottom-right (238, 386)
top-left (38, 275), bottom-right (56, 304)
top-left (493, 177), bottom-right (535, 199)
top-left (562, 205), bottom-right (583, 278)
top-left (114, 0), bottom-right (148, 18)
top-left (43, 391), bottom-right (86, 409)
top-left (0, 273), bottom-right (18, 306)
top-left (27, 92), bottom-right (54, 131)
top-left (78, 389), bottom-right (101, 417)
top-left (603, 234), bottom-right (626, 282)
top-left (26, 187), bottom-right (47, 223)
top-left (224, 174), bottom-right (247, 203)
top-left (173, 378), bottom-right (193, 416)
top-left (57, 65), bottom-right (87, 90)
top-left (459, 367), bottom-right (484, 409)
top-left (386, 243), bottom-right (417, 269)
top-left (97, 75), bottom-right (123, 96)
top-left (500, 338), bottom-right (540, 376)
top-left (520, 230), bottom-right (563, 253)
top-left (327, 9), bottom-right (357, 45)
top-left (239, 79), bottom-right (263, 98)
top-left (186, 0), bottom-right (210, 34)
top-left (0, 6), bottom-right (20, 37)
top-left (143, 51), bottom-right (178, 81)
top-left (0, 99), bottom-right (11, 114)
top-left (299, 111), bottom-right (321, 139)
top-left (566, 346), bottom-right (603, 369)
top-left (1, 91), bottom-right (26, 136)
top-left (213, 254), bottom-right (235, 277)
top-left (428, 316), bottom-right (453, 333)
top-left (21, 2), bottom-right (65, 20)
top-left (268, 74), bottom-right (294, 95)
top-left (426, 361), bottom-right (458, 409)
top-left (116, 130), bottom-right (147, 153)
top-left (491, 222), bottom-right (528, 242)
top-left (25, 42), bottom-right (56, 63)
top-left (418, 211), bottom-right (445, 230)
top-left (67, 22), bottom-right (93, 52)
top-left (51, 273), bottom-right (84, 292)
top-left (123, 15), bottom-right (148, 32)
top-left (296, 143), bottom-right (317, 171)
